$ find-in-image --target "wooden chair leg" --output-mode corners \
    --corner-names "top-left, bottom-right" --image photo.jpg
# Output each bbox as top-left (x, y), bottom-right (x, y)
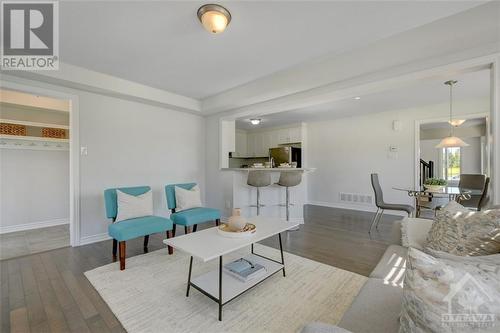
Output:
top-left (112, 239), bottom-right (117, 261)
top-left (166, 230), bottom-right (173, 255)
top-left (119, 241), bottom-right (126, 270)
top-left (184, 226), bottom-right (190, 234)
top-left (172, 224), bottom-right (177, 237)
top-left (143, 235), bottom-right (149, 253)
top-left (215, 219), bottom-right (220, 226)
top-left (193, 224), bottom-right (198, 233)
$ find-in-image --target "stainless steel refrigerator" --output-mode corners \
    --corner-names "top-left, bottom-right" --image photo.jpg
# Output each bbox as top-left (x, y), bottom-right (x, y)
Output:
top-left (269, 147), bottom-right (301, 167)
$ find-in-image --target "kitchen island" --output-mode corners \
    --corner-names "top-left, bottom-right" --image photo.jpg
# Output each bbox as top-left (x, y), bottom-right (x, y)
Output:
top-left (221, 168), bottom-right (315, 224)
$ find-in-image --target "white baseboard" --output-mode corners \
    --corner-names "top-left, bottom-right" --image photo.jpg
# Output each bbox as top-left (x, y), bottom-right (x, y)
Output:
top-left (307, 201), bottom-right (407, 217)
top-left (0, 218), bottom-right (69, 234)
top-left (79, 233), bottom-right (111, 246)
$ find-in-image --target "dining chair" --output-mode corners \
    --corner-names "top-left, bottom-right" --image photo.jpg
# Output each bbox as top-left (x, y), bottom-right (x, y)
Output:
top-left (457, 175), bottom-right (489, 211)
top-left (369, 173), bottom-right (414, 234)
top-left (165, 183), bottom-right (221, 235)
top-left (104, 186), bottom-right (174, 270)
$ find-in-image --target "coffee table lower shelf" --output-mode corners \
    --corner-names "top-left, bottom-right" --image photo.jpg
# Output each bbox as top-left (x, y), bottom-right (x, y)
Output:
top-left (186, 239), bottom-right (286, 321)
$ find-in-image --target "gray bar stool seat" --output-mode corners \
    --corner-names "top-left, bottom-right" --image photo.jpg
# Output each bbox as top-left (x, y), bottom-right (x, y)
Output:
top-left (277, 171), bottom-right (303, 223)
top-left (247, 171), bottom-right (272, 215)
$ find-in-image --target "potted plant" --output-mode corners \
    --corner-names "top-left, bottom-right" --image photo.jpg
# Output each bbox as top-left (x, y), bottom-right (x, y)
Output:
top-left (424, 178), bottom-right (447, 191)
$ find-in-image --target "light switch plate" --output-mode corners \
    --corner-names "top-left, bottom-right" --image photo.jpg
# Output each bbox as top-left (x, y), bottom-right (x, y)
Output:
top-left (80, 146), bottom-right (88, 156)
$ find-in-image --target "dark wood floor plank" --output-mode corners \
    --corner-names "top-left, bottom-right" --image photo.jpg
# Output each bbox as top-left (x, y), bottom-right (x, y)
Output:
top-left (86, 314), bottom-right (111, 333)
top-left (76, 275), bottom-right (120, 330)
top-left (19, 257), bottom-right (39, 296)
top-left (39, 286), bottom-right (70, 333)
top-left (7, 260), bottom-right (25, 311)
top-left (24, 289), bottom-right (47, 332)
top-left (10, 307), bottom-right (30, 333)
top-left (61, 305), bottom-right (91, 333)
top-left (60, 270), bottom-right (98, 320)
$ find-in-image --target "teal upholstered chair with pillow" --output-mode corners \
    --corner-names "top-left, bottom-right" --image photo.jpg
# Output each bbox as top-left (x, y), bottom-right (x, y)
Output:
top-left (165, 183), bottom-right (221, 235)
top-left (104, 186), bottom-right (174, 270)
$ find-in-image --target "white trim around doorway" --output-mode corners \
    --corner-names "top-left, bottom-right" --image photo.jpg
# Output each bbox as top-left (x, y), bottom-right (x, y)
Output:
top-left (0, 80), bottom-right (81, 246)
top-left (414, 112), bottom-right (491, 190)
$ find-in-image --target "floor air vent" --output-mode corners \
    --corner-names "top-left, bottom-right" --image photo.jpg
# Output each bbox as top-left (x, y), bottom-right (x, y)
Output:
top-left (339, 192), bottom-right (373, 205)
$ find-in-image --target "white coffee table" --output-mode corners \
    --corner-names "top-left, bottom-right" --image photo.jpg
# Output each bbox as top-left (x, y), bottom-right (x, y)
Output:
top-left (163, 216), bottom-right (299, 321)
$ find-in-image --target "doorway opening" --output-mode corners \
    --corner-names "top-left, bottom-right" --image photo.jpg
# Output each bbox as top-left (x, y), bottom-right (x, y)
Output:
top-left (0, 89), bottom-right (73, 260)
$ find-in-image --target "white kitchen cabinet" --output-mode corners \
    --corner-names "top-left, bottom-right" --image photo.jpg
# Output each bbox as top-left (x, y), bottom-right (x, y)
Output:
top-left (244, 124), bottom-right (303, 157)
top-left (289, 127), bottom-right (302, 143)
top-left (269, 130), bottom-right (280, 148)
top-left (261, 132), bottom-right (271, 156)
top-left (277, 129), bottom-right (289, 144)
top-left (234, 130), bottom-right (247, 157)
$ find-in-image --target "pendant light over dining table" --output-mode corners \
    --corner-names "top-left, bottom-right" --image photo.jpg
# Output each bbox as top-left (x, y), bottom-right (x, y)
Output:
top-left (435, 80), bottom-right (469, 148)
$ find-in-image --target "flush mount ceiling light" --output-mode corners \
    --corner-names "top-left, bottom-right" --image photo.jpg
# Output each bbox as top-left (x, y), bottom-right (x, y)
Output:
top-left (448, 119), bottom-right (466, 127)
top-left (250, 118), bottom-right (261, 125)
top-left (436, 80), bottom-right (469, 148)
top-left (197, 4), bottom-right (231, 34)
top-left (354, 96), bottom-right (361, 100)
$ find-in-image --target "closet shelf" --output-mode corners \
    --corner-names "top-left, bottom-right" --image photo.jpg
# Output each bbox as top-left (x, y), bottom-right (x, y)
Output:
top-left (0, 134), bottom-right (69, 142)
top-left (0, 135), bottom-right (69, 151)
top-left (0, 118), bottom-right (69, 130)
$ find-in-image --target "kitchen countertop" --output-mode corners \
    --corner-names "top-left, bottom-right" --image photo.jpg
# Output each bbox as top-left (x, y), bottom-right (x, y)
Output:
top-left (221, 167), bottom-right (316, 171)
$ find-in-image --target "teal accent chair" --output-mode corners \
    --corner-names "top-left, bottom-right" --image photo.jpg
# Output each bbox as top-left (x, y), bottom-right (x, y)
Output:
top-left (104, 186), bottom-right (174, 270)
top-left (165, 183), bottom-right (221, 235)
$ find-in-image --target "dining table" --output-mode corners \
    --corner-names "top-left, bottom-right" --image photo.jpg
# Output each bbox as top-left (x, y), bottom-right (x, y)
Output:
top-left (392, 186), bottom-right (482, 217)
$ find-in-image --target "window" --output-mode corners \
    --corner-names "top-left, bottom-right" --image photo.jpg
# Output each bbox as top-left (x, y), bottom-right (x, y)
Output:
top-left (442, 147), bottom-right (461, 181)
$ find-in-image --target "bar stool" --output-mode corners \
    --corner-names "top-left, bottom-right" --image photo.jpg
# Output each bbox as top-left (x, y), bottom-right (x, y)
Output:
top-left (247, 170), bottom-right (272, 215)
top-left (277, 171), bottom-right (303, 223)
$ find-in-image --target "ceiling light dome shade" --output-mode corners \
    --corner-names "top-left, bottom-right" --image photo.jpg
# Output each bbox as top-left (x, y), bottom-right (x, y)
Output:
top-left (250, 118), bottom-right (261, 125)
top-left (435, 136), bottom-right (470, 148)
top-left (197, 4), bottom-right (231, 34)
top-left (448, 119), bottom-right (466, 127)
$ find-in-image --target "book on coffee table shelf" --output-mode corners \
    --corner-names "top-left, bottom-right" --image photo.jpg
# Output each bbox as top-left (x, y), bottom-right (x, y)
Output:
top-left (224, 257), bottom-right (267, 282)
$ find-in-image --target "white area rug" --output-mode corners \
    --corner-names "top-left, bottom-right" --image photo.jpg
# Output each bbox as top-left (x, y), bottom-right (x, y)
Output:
top-left (85, 244), bottom-right (367, 333)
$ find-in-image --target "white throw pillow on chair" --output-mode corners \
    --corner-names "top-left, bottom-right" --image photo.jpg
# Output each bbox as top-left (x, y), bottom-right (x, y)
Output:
top-left (115, 189), bottom-right (153, 222)
top-left (175, 185), bottom-right (202, 212)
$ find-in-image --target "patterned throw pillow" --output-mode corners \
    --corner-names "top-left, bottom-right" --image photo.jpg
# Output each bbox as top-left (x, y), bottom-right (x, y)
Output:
top-left (399, 248), bottom-right (500, 333)
top-left (425, 209), bottom-right (500, 256)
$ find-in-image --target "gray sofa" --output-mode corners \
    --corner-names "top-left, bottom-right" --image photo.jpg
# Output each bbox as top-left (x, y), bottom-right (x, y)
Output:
top-left (302, 219), bottom-right (409, 333)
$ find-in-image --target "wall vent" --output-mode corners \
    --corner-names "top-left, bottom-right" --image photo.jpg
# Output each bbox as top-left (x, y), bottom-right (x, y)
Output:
top-left (339, 192), bottom-right (373, 205)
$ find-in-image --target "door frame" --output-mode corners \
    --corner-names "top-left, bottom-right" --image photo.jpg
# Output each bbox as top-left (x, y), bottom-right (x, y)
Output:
top-left (0, 79), bottom-right (81, 246)
top-left (414, 112), bottom-right (490, 190)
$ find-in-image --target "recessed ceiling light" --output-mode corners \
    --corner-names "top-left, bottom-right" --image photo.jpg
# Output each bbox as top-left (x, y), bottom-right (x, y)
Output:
top-left (250, 118), bottom-right (261, 125)
top-left (197, 4), bottom-right (231, 34)
top-left (354, 96), bottom-right (361, 100)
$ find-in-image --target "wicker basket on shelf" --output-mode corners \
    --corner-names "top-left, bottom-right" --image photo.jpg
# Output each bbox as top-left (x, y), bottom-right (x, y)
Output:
top-left (42, 127), bottom-right (67, 139)
top-left (0, 123), bottom-right (27, 136)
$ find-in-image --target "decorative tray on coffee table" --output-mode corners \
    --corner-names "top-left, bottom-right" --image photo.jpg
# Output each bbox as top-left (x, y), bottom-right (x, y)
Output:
top-left (217, 223), bottom-right (256, 238)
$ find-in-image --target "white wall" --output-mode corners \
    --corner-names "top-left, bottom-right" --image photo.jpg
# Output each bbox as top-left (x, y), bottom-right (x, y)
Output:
top-left (2, 75), bottom-right (206, 242)
top-left (305, 99), bottom-right (490, 212)
top-left (78, 92), bottom-right (206, 239)
top-left (461, 136), bottom-right (482, 174)
top-left (0, 150), bottom-right (69, 231)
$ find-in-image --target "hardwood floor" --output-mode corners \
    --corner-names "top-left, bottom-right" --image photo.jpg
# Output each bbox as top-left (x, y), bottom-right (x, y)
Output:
top-left (0, 225), bottom-right (70, 261)
top-left (0, 205), bottom-right (398, 332)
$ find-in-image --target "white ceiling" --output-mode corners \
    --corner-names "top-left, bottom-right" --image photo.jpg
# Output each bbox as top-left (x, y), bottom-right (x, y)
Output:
top-left (236, 69), bottom-right (490, 130)
top-left (60, 1), bottom-right (485, 99)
